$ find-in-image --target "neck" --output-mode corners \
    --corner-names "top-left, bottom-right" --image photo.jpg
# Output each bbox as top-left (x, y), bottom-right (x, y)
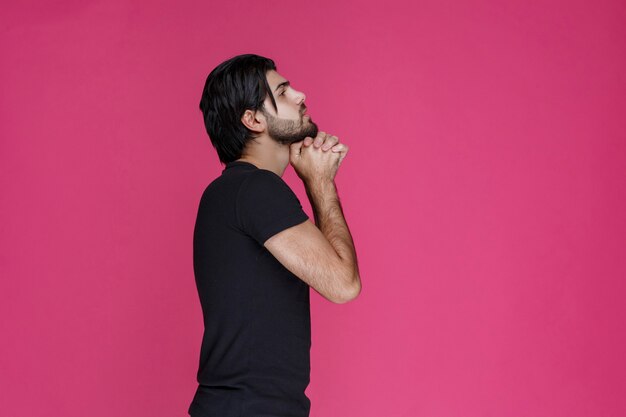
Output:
top-left (236, 138), bottom-right (290, 177)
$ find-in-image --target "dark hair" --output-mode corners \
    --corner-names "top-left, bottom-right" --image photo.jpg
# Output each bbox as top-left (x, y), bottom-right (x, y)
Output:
top-left (199, 54), bottom-right (278, 164)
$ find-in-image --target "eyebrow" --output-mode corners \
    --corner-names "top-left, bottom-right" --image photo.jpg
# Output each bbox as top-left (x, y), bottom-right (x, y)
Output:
top-left (274, 80), bottom-right (290, 92)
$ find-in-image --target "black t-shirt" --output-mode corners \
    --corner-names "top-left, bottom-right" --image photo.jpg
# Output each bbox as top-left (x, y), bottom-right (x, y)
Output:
top-left (189, 160), bottom-right (312, 417)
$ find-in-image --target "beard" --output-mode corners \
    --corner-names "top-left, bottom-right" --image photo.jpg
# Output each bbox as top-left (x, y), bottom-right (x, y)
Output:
top-left (263, 109), bottom-right (319, 145)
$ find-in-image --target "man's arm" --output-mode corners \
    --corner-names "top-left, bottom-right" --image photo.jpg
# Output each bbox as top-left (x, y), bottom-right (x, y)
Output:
top-left (305, 179), bottom-right (360, 292)
top-left (264, 178), bottom-right (361, 304)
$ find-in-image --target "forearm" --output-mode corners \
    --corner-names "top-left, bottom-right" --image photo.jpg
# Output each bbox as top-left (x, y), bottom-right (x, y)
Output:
top-left (305, 179), bottom-right (361, 290)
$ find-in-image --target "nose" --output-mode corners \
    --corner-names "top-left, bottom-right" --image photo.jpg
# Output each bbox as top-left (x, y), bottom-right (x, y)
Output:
top-left (295, 90), bottom-right (306, 105)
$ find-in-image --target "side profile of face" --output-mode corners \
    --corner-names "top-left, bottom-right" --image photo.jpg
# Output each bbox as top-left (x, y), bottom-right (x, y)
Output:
top-left (262, 70), bottom-right (318, 145)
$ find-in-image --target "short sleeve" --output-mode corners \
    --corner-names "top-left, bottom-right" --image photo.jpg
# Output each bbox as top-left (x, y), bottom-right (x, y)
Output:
top-left (236, 170), bottom-right (309, 245)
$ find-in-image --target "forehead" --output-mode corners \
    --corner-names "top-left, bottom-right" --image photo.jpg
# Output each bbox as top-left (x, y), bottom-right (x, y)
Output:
top-left (266, 70), bottom-right (287, 88)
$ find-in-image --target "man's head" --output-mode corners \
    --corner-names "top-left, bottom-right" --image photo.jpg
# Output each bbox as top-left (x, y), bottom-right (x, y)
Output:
top-left (199, 54), bottom-right (318, 164)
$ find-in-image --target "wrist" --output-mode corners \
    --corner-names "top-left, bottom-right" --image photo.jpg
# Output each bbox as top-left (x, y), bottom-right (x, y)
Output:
top-left (304, 177), bottom-right (336, 193)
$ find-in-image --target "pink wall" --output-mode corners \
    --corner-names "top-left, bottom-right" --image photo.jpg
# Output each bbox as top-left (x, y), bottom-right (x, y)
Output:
top-left (1, 1), bottom-right (625, 416)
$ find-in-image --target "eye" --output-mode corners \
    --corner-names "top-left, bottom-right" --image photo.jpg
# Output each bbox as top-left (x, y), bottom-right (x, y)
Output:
top-left (279, 89), bottom-right (286, 96)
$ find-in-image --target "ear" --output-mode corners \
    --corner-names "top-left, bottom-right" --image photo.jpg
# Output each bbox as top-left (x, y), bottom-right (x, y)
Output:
top-left (241, 109), bottom-right (265, 133)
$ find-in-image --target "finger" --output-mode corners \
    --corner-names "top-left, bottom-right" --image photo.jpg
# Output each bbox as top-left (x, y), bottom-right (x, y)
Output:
top-left (289, 140), bottom-right (304, 157)
top-left (331, 143), bottom-right (348, 152)
top-left (303, 137), bottom-right (313, 147)
top-left (322, 135), bottom-right (339, 151)
top-left (313, 132), bottom-right (327, 148)
top-left (337, 150), bottom-right (348, 166)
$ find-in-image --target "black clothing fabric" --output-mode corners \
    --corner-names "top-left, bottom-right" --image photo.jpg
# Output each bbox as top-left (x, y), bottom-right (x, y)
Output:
top-left (189, 160), bottom-right (312, 417)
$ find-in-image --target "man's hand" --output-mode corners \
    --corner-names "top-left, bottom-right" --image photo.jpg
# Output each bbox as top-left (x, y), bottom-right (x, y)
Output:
top-left (303, 132), bottom-right (349, 166)
top-left (289, 132), bottom-right (350, 184)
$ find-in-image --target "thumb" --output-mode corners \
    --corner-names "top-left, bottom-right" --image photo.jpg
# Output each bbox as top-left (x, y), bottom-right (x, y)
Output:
top-left (289, 140), bottom-right (304, 158)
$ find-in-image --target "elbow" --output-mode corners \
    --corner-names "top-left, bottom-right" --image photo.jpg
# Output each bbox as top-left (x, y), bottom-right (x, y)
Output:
top-left (334, 275), bottom-right (361, 304)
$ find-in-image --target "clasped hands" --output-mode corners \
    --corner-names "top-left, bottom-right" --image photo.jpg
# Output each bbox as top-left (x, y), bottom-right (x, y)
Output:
top-left (303, 132), bottom-right (349, 165)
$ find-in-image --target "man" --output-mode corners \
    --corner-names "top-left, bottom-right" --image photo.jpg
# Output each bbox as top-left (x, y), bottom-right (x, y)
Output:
top-left (189, 53), bottom-right (361, 417)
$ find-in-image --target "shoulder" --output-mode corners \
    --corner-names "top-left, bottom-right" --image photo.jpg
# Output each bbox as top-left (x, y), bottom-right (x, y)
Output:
top-left (246, 168), bottom-right (285, 184)
top-left (239, 169), bottom-right (293, 196)
top-left (235, 169), bottom-right (308, 245)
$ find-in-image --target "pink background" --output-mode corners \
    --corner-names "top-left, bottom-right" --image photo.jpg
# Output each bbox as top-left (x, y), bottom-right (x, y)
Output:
top-left (1, 1), bottom-right (625, 416)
